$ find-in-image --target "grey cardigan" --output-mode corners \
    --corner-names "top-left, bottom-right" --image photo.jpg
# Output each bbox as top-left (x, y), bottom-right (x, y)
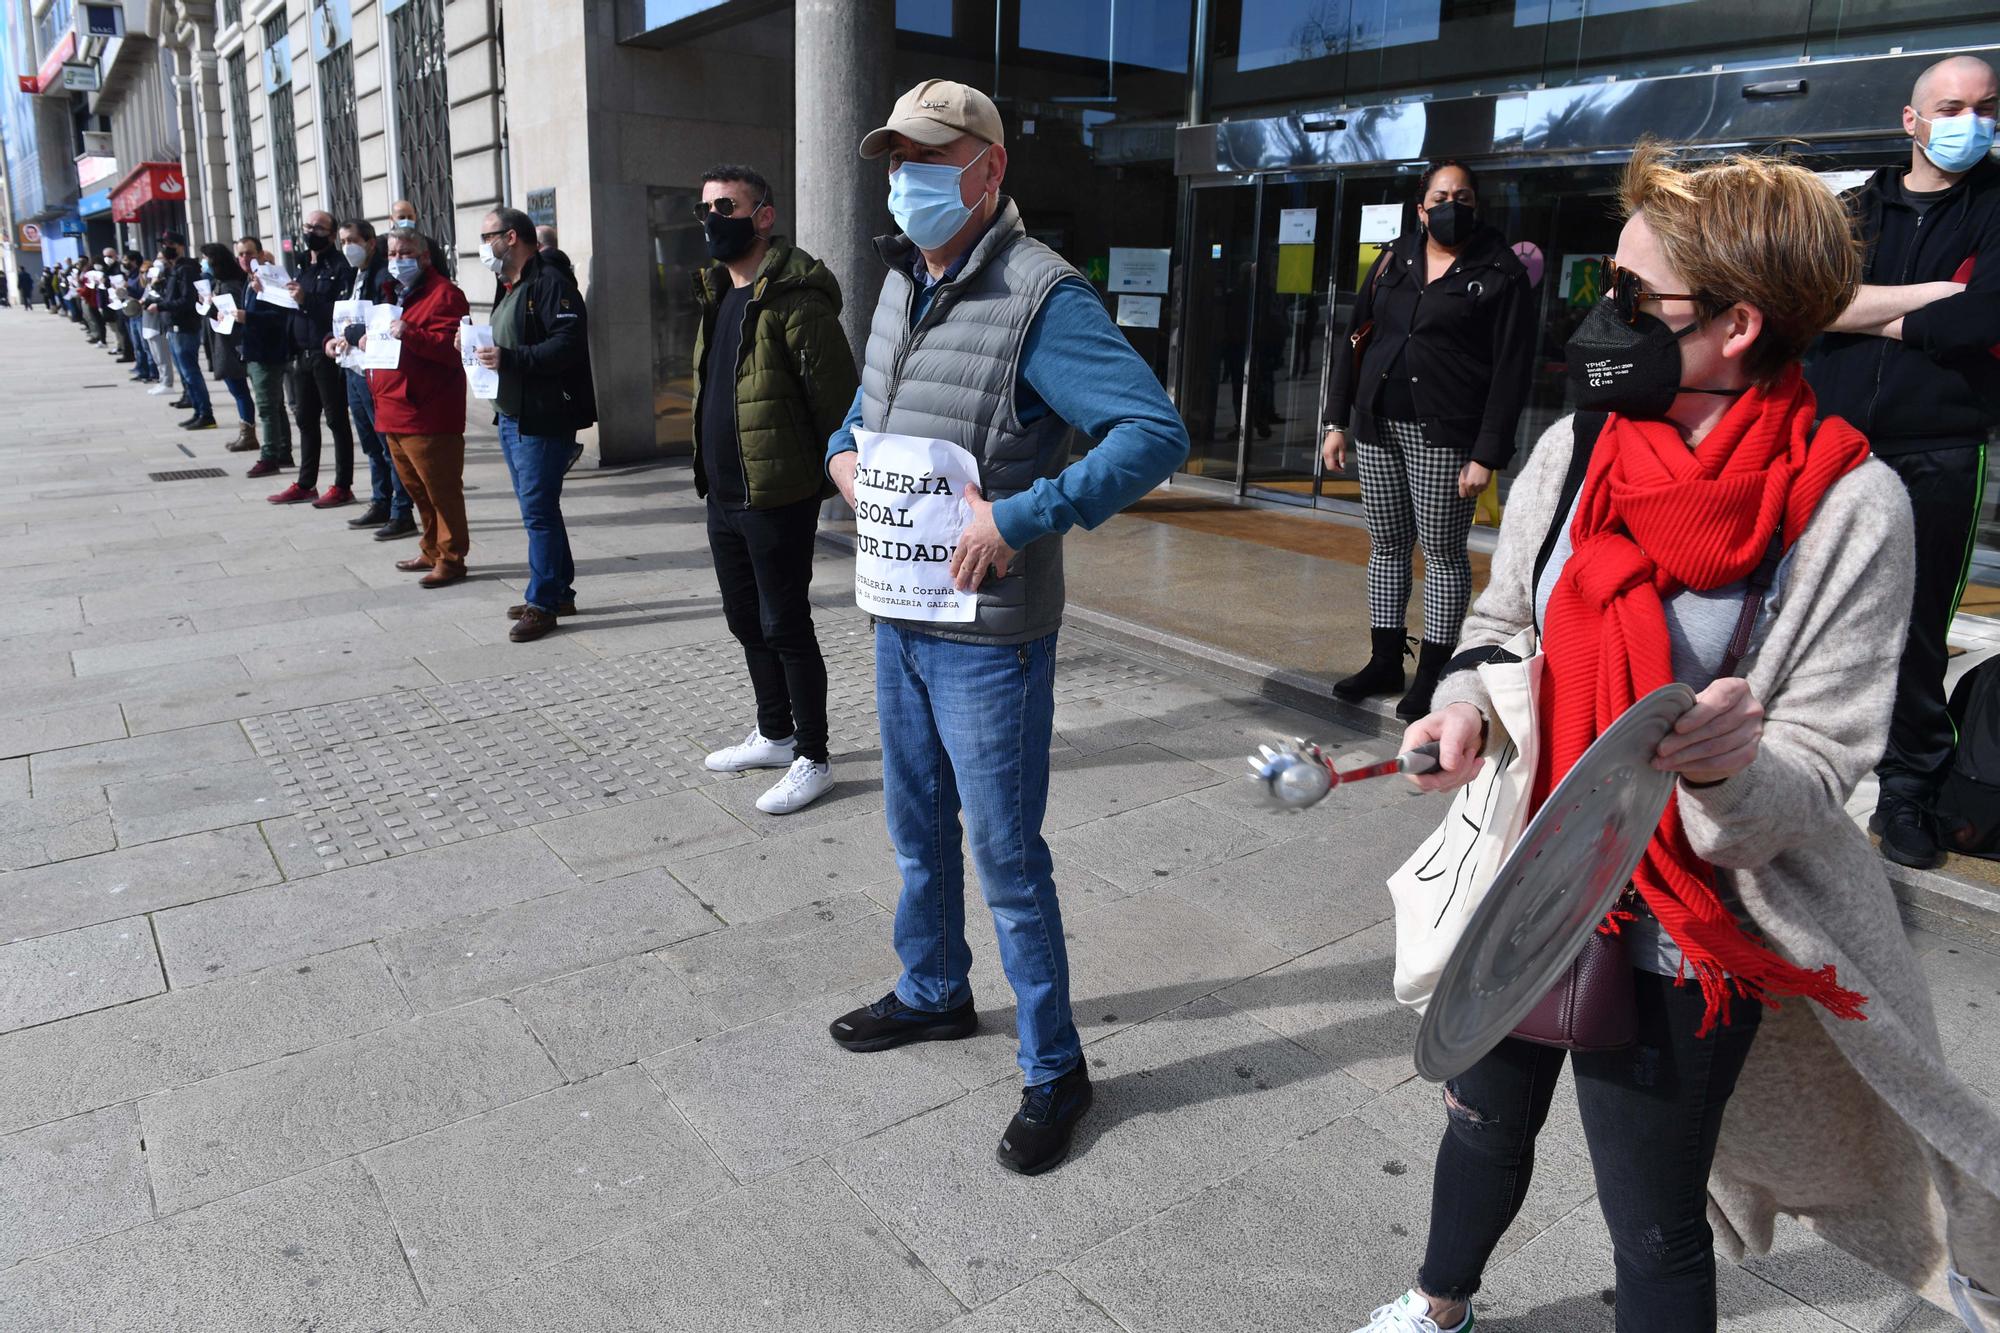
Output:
top-left (1434, 414), bottom-right (2000, 1312)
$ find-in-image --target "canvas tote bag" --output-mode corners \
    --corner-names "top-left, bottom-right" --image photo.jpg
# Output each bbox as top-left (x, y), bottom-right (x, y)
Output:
top-left (1385, 626), bottom-right (1542, 1013)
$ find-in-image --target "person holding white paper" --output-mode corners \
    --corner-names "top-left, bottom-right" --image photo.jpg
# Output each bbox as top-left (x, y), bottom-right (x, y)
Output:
top-left (241, 239), bottom-right (298, 477)
top-left (330, 219), bottom-right (415, 541)
top-left (198, 243), bottom-right (256, 451)
top-left (475, 206), bottom-right (598, 645)
top-left (264, 212), bottom-right (359, 508)
top-left (366, 230), bottom-right (472, 588)
top-left (822, 81), bottom-right (1188, 1176)
top-left (148, 231), bottom-right (216, 431)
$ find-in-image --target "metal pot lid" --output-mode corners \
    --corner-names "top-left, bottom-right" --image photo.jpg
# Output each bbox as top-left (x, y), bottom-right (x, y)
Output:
top-left (1413, 682), bottom-right (1696, 1083)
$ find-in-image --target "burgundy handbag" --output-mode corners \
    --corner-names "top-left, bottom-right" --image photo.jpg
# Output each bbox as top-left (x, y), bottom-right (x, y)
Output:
top-left (1509, 523), bottom-right (1787, 1053)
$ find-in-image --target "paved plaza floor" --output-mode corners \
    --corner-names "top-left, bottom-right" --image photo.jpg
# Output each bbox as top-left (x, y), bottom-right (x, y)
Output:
top-left (0, 309), bottom-right (1992, 1333)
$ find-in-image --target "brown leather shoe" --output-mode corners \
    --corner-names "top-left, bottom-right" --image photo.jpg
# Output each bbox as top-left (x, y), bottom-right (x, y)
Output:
top-left (509, 607), bottom-right (558, 642)
top-left (419, 566), bottom-right (467, 589)
top-left (394, 556), bottom-right (431, 573)
top-left (507, 602), bottom-right (577, 619)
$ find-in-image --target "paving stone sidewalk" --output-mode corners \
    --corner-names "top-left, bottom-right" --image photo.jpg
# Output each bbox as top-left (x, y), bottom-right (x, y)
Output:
top-left (0, 312), bottom-right (1990, 1333)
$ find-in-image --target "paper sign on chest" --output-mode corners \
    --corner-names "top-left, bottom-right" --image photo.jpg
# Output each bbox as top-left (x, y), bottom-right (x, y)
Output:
top-left (850, 429), bottom-right (981, 624)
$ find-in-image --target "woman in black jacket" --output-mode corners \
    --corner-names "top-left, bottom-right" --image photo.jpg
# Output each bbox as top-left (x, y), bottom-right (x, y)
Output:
top-left (1321, 161), bottom-right (1536, 718)
top-left (199, 243), bottom-right (256, 451)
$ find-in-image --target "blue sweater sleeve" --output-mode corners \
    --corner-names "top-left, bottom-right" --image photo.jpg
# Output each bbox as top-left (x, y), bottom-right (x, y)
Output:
top-left (825, 386), bottom-right (865, 469)
top-left (991, 280), bottom-right (1189, 551)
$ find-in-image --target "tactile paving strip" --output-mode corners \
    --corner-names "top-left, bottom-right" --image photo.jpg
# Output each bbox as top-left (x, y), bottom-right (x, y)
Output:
top-left (246, 624), bottom-right (1174, 870)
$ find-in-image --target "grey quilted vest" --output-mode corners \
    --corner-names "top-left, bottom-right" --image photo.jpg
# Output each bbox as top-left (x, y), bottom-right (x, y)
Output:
top-left (860, 198), bottom-right (1079, 644)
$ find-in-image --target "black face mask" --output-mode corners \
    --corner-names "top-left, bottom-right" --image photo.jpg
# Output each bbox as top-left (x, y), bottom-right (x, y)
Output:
top-left (303, 231), bottom-right (331, 253)
top-left (702, 210), bottom-right (758, 263)
top-left (1564, 295), bottom-right (1744, 420)
top-left (1424, 200), bottom-right (1477, 248)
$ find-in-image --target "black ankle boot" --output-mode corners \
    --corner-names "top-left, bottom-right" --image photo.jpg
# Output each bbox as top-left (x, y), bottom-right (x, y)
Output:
top-left (1334, 628), bottom-right (1410, 701)
top-left (1396, 640), bottom-right (1455, 720)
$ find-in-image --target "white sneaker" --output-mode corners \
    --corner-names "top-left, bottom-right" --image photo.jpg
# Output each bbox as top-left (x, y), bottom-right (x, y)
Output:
top-left (145, 383), bottom-right (169, 395)
top-left (755, 757), bottom-right (834, 815)
top-left (1350, 1291), bottom-right (1472, 1333)
top-left (704, 728), bottom-right (796, 773)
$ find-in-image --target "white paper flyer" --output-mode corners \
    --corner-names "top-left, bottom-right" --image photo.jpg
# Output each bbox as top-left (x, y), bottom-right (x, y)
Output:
top-left (460, 321), bottom-right (499, 400)
top-left (850, 429), bottom-right (981, 624)
top-left (361, 304), bottom-right (402, 370)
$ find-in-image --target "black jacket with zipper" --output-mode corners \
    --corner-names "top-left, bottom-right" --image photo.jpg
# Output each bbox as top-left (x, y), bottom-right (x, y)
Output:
top-left (492, 251), bottom-right (597, 435)
top-left (1806, 159), bottom-right (2000, 454)
top-left (1323, 223), bottom-right (1536, 470)
top-left (155, 256), bottom-right (204, 335)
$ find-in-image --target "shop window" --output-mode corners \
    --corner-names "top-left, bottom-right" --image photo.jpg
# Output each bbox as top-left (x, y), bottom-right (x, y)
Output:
top-left (897, 0), bottom-right (955, 36)
top-left (315, 0), bottom-right (363, 225)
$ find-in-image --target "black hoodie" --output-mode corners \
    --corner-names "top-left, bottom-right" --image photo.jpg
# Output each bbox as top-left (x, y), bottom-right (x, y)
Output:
top-left (1324, 223), bottom-right (1536, 470)
top-left (1806, 158), bottom-right (2000, 453)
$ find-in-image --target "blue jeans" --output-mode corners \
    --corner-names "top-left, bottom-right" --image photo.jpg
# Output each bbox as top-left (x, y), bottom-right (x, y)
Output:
top-left (497, 413), bottom-right (576, 611)
top-left (220, 375), bottom-right (254, 424)
top-left (169, 330), bottom-right (210, 415)
top-left (129, 316), bottom-right (155, 378)
top-left (878, 623), bottom-right (1079, 1086)
top-left (346, 369), bottom-right (410, 519)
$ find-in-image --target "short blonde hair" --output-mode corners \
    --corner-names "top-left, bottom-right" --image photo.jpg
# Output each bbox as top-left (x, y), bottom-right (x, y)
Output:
top-left (1621, 141), bottom-right (1861, 382)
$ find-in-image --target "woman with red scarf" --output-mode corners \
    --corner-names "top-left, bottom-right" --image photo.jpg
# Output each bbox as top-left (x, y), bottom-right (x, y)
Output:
top-left (1353, 146), bottom-right (2000, 1333)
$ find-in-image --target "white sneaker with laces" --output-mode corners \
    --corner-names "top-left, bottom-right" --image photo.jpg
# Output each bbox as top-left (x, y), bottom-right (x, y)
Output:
top-left (755, 757), bottom-right (834, 815)
top-left (1350, 1291), bottom-right (1472, 1333)
top-left (704, 728), bottom-right (797, 773)
top-left (146, 383), bottom-right (169, 396)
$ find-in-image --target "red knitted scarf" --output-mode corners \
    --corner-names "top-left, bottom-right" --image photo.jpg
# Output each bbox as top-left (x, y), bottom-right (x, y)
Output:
top-left (1538, 365), bottom-right (1871, 1034)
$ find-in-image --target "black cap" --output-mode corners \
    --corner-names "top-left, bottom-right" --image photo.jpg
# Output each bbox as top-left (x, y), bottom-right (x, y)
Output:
top-left (158, 230), bottom-right (186, 246)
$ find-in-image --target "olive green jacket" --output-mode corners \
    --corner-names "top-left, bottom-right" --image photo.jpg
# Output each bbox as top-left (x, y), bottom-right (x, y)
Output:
top-left (691, 241), bottom-right (860, 509)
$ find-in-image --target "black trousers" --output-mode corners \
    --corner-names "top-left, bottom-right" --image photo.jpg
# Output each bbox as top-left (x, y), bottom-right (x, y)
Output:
top-left (1417, 971), bottom-right (1762, 1332)
top-left (706, 495), bottom-right (829, 764)
top-left (289, 350), bottom-right (354, 492)
top-left (1876, 444), bottom-right (1987, 807)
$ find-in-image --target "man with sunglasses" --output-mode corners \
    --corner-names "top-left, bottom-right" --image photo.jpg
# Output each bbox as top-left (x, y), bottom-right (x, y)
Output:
top-left (691, 165), bottom-right (857, 813)
top-left (1807, 54), bottom-right (2000, 870)
top-left (262, 210), bottom-right (359, 509)
top-left (470, 206), bottom-right (597, 643)
top-left (823, 81), bottom-right (1188, 1176)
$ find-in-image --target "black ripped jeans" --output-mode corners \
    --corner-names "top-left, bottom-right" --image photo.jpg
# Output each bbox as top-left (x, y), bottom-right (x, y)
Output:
top-left (1417, 969), bottom-right (1762, 1332)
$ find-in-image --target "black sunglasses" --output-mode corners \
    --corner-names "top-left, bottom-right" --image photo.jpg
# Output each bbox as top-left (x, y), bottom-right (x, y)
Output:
top-left (692, 195), bottom-right (767, 223)
top-left (1602, 257), bottom-right (1712, 325)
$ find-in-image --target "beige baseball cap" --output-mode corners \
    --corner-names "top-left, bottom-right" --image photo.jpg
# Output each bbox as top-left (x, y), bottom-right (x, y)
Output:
top-left (859, 79), bottom-right (1004, 160)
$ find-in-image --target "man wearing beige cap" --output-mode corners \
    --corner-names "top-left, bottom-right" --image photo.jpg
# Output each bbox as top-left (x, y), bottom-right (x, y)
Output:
top-left (822, 79), bottom-right (1190, 1176)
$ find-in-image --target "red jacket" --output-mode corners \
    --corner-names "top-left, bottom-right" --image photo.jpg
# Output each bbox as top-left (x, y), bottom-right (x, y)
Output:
top-left (368, 269), bottom-right (470, 435)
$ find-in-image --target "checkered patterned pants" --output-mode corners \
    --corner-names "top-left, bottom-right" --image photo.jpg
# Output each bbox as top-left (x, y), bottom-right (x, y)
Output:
top-left (1356, 417), bottom-right (1477, 645)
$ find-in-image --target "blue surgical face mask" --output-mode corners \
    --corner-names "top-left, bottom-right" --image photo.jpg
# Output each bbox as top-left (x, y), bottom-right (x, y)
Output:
top-left (1917, 110), bottom-right (1997, 174)
top-left (887, 145), bottom-right (991, 251)
top-left (389, 257), bottom-right (421, 288)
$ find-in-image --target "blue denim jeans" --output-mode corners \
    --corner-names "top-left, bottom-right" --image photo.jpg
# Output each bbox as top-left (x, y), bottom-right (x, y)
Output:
top-left (346, 369), bottom-right (410, 519)
top-left (129, 315), bottom-right (155, 378)
top-left (169, 330), bottom-right (210, 415)
top-left (220, 375), bottom-right (254, 424)
top-left (497, 413), bottom-right (576, 612)
top-left (878, 623), bottom-right (1079, 1086)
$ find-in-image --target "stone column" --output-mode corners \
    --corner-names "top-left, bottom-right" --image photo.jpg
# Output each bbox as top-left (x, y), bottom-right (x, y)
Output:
top-left (194, 43), bottom-right (235, 242)
top-left (171, 47), bottom-right (206, 248)
top-left (792, 0), bottom-right (894, 367)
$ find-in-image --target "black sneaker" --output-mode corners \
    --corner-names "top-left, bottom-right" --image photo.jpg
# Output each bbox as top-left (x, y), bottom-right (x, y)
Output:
top-left (1871, 798), bottom-right (1941, 870)
top-left (373, 514), bottom-right (419, 541)
top-left (829, 991), bottom-right (977, 1053)
top-left (995, 1064), bottom-right (1093, 1176)
top-left (347, 503), bottom-right (390, 529)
